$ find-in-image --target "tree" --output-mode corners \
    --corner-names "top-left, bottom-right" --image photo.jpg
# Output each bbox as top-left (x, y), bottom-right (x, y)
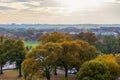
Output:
top-left (0, 35), bottom-right (6, 74)
top-left (58, 40), bottom-right (96, 78)
top-left (27, 48), bottom-right (52, 80)
top-left (116, 53), bottom-right (120, 64)
top-left (59, 41), bottom-right (80, 78)
top-left (74, 32), bottom-right (98, 45)
top-left (0, 37), bottom-right (15, 74)
top-left (26, 42), bottom-right (62, 80)
top-left (0, 38), bottom-right (26, 77)
top-left (22, 58), bottom-right (42, 80)
top-left (43, 42), bottom-right (62, 76)
top-left (38, 32), bottom-right (96, 79)
top-left (76, 60), bottom-right (110, 80)
top-left (11, 40), bottom-right (26, 77)
top-left (95, 54), bottom-right (120, 80)
top-left (117, 36), bottom-right (120, 46)
top-left (38, 32), bottom-right (73, 76)
top-left (96, 36), bottom-right (120, 54)
top-left (75, 40), bottom-right (96, 71)
top-left (38, 32), bottom-right (73, 44)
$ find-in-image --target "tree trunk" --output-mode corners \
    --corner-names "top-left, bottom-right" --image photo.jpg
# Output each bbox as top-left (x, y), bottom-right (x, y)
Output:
top-left (76, 67), bottom-right (79, 72)
top-left (54, 66), bottom-right (57, 75)
top-left (46, 69), bottom-right (51, 80)
top-left (46, 75), bottom-right (50, 80)
top-left (18, 65), bottom-right (22, 77)
top-left (0, 64), bottom-right (3, 74)
top-left (64, 66), bottom-right (68, 78)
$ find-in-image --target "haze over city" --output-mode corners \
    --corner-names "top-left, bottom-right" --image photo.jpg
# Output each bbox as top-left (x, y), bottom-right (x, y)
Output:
top-left (0, 0), bottom-right (120, 24)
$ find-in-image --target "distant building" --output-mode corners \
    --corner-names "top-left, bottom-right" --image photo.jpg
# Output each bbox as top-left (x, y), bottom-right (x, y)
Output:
top-left (93, 31), bottom-right (118, 37)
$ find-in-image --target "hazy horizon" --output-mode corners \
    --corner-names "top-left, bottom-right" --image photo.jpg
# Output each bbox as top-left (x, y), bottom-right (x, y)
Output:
top-left (0, 0), bottom-right (120, 24)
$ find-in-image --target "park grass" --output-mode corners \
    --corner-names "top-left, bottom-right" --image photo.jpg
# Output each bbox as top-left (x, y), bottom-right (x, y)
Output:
top-left (0, 70), bottom-right (76, 80)
top-left (24, 41), bottom-right (39, 47)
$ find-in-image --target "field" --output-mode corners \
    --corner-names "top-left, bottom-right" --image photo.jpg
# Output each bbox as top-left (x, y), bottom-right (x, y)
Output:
top-left (24, 41), bottom-right (39, 47)
top-left (0, 70), bottom-right (76, 80)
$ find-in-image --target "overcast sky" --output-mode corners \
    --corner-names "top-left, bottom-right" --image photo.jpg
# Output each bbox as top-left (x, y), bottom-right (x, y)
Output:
top-left (0, 0), bottom-right (120, 24)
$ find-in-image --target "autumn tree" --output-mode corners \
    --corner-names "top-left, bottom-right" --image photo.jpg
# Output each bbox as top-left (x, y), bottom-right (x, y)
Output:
top-left (77, 54), bottom-right (120, 80)
top-left (38, 32), bottom-right (73, 75)
top-left (38, 32), bottom-right (73, 44)
top-left (43, 42), bottom-right (62, 76)
top-left (75, 40), bottom-right (96, 71)
top-left (59, 41), bottom-right (80, 78)
top-left (25, 42), bottom-right (62, 80)
top-left (116, 53), bottom-right (120, 64)
top-left (58, 40), bottom-right (96, 78)
top-left (22, 58), bottom-right (42, 80)
top-left (76, 60), bottom-right (109, 80)
top-left (39, 32), bottom-right (96, 78)
top-left (95, 54), bottom-right (120, 80)
top-left (74, 32), bottom-right (98, 45)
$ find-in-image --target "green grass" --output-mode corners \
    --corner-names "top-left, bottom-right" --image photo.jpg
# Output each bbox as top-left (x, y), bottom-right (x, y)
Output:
top-left (24, 41), bottom-right (39, 47)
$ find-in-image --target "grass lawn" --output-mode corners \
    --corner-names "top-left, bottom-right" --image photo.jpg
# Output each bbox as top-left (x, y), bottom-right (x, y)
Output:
top-left (0, 70), bottom-right (76, 80)
top-left (24, 41), bottom-right (39, 47)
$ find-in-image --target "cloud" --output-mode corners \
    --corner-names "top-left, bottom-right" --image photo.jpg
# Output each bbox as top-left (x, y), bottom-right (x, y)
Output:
top-left (0, 6), bottom-right (15, 10)
top-left (0, 0), bottom-right (29, 3)
top-left (0, 0), bottom-right (120, 24)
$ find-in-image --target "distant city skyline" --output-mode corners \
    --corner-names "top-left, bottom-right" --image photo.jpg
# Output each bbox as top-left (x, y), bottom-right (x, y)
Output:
top-left (0, 0), bottom-right (120, 24)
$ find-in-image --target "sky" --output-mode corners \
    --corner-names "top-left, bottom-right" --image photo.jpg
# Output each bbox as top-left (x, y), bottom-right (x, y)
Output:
top-left (0, 0), bottom-right (120, 24)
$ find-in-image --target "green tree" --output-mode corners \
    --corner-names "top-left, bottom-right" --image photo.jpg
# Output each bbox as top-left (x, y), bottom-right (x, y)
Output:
top-left (76, 60), bottom-right (110, 80)
top-left (0, 35), bottom-right (6, 74)
top-left (0, 38), bottom-right (15, 74)
top-left (12, 40), bottom-right (26, 77)
top-left (96, 36), bottom-right (120, 54)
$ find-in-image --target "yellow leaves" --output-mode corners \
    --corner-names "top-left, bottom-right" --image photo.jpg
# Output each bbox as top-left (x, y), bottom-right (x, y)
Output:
top-left (22, 58), bottom-right (42, 80)
top-left (38, 32), bottom-right (73, 44)
top-left (94, 54), bottom-right (120, 79)
top-left (95, 54), bottom-right (115, 62)
top-left (77, 60), bottom-right (109, 80)
top-left (26, 48), bottom-right (48, 59)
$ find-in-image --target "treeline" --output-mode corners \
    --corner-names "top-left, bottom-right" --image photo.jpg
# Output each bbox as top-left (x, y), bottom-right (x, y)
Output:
top-left (0, 32), bottom-right (120, 80)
